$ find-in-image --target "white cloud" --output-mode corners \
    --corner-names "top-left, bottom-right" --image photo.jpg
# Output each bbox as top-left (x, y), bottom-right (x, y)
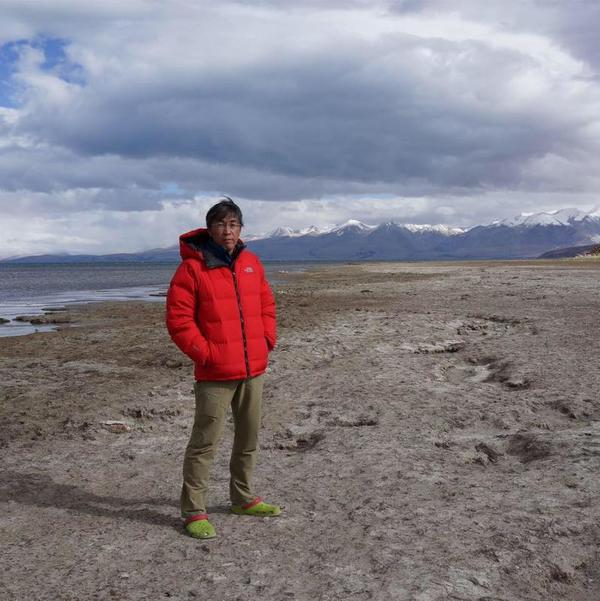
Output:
top-left (0, 197), bottom-right (207, 257)
top-left (3, 190), bottom-right (600, 259)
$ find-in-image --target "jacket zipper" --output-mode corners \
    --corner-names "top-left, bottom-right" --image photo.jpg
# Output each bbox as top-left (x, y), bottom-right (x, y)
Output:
top-left (231, 267), bottom-right (251, 378)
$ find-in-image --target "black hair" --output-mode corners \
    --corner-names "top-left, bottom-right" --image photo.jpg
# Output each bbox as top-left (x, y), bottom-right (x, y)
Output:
top-left (205, 196), bottom-right (244, 228)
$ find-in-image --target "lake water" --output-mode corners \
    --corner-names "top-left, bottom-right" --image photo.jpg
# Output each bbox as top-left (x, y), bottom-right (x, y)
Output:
top-left (0, 261), bottom-right (308, 337)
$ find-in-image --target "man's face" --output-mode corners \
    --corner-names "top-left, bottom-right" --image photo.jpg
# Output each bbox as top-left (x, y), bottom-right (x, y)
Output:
top-left (207, 212), bottom-right (242, 253)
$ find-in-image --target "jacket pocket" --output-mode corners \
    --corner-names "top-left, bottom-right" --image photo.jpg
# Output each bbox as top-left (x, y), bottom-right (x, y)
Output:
top-left (203, 342), bottom-right (214, 367)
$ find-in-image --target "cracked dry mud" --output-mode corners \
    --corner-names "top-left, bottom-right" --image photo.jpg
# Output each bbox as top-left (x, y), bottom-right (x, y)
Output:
top-left (1, 260), bottom-right (600, 601)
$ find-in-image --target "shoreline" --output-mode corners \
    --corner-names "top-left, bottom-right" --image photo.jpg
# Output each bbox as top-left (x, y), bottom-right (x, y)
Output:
top-left (0, 260), bottom-right (313, 337)
top-left (2, 256), bottom-right (599, 337)
top-left (0, 287), bottom-right (167, 338)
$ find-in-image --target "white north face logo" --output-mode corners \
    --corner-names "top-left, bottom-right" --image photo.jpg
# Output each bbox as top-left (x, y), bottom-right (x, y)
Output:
top-left (244, 267), bottom-right (254, 273)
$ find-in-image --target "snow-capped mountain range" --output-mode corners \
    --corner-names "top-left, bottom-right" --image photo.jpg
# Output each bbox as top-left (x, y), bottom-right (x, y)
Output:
top-left (492, 208), bottom-right (600, 228)
top-left (245, 208), bottom-right (600, 261)
top-left (256, 219), bottom-right (465, 240)
top-left (3, 208), bottom-right (600, 263)
top-left (255, 208), bottom-right (600, 240)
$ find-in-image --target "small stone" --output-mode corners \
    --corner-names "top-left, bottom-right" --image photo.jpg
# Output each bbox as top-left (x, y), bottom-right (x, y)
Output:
top-left (475, 442), bottom-right (502, 464)
top-left (163, 358), bottom-right (183, 369)
top-left (101, 421), bottom-right (132, 433)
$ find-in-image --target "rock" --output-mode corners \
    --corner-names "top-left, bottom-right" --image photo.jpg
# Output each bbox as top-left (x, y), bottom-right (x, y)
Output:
top-left (29, 317), bottom-right (46, 325)
top-left (475, 442), bottom-right (502, 463)
top-left (402, 340), bottom-right (466, 353)
top-left (417, 340), bottom-right (466, 353)
top-left (273, 429), bottom-right (325, 452)
top-left (504, 376), bottom-right (531, 389)
top-left (0, 317), bottom-right (9, 324)
top-left (45, 314), bottom-right (71, 324)
top-left (122, 407), bottom-right (181, 420)
top-left (328, 415), bottom-right (379, 427)
top-left (101, 421), bottom-right (132, 433)
top-left (15, 314), bottom-right (71, 325)
top-left (161, 358), bottom-right (183, 369)
top-left (294, 431), bottom-right (324, 451)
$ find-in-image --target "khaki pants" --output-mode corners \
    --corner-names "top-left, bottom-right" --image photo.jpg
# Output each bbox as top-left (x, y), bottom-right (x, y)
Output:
top-left (181, 375), bottom-right (264, 517)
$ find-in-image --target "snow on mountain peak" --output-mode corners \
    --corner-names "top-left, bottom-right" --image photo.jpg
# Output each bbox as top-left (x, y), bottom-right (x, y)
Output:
top-left (494, 208), bottom-right (599, 228)
top-left (337, 219), bottom-right (373, 229)
top-left (371, 222), bottom-right (463, 235)
top-left (268, 226), bottom-right (297, 238)
top-left (402, 223), bottom-right (465, 235)
top-left (301, 225), bottom-right (324, 236)
top-left (331, 220), bottom-right (375, 235)
top-left (549, 208), bottom-right (591, 223)
top-left (256, 224), bottom-right (332, 240)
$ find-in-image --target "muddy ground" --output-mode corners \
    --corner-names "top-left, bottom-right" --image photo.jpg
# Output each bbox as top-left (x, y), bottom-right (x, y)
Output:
top-left (1, 260), bottom-right (599, 601)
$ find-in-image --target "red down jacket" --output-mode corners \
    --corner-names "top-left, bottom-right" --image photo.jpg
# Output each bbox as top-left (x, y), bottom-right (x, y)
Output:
top-left (165, 228), bottom-right (276, 381)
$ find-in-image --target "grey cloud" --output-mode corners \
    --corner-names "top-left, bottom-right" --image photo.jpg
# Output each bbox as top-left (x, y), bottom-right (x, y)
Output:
top-left (0, 146), bottom-right (161, 202)
top-left (12, 32), bottom-right (593, 200)
top-left (0, 137), bottom-right (390, 207)
top-left (389, 0), bottom-right (600, 73)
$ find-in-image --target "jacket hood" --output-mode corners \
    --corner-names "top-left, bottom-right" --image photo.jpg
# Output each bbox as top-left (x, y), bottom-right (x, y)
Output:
top-left (179, 228), bottom-right (210, 261)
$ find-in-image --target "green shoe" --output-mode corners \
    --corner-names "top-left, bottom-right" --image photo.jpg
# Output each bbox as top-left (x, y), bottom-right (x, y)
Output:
top-left (184, 514), bottom-right (216, 539)
top-left (231, 497), bottom-right (282, 517)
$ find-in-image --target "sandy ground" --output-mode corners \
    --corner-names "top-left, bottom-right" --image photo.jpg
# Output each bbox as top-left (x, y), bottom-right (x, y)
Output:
top-left (1, 260), bottom-right (600, 601)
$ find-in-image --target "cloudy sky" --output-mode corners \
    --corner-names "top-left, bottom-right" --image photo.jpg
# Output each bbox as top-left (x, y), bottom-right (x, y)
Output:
top-left (1, 0), bottom-right (599, 256)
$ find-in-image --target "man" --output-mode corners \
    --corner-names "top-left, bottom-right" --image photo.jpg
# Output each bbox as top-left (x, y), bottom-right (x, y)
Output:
top-left (166, 197), bottom-right (281, 540)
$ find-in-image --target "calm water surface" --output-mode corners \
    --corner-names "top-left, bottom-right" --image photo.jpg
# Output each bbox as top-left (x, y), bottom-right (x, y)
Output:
top-left (0, 261), bottom-right (309, 337)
